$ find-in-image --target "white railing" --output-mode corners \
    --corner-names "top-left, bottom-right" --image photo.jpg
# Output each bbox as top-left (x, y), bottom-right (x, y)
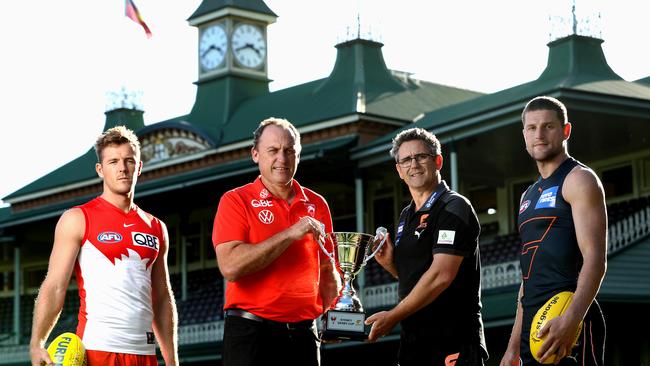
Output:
top-left (0, 322), bottom-right (226, 364)
top-left (481, 260), bottom-right (521, 289)
top-left (0, 343), bottom-right (29, 364)
top-left (361, 261), bottom-right (523, 304)
top-left (363, 282), bottom-right (398, 309)
top-left (2, 207), bottom-right (648, 364)
top-left (178, 321), bottom-right (223, 344)
top-left (608, 207), bottom-right (650, 254)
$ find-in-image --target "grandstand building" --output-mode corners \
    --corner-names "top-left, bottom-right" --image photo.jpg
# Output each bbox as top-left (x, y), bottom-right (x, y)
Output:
top-left (1, 1), bottom-right (649, 365)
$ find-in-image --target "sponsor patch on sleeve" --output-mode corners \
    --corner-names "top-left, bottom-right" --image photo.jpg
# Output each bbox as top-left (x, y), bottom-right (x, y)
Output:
top-left (437, 230), bottom-right (455, 245)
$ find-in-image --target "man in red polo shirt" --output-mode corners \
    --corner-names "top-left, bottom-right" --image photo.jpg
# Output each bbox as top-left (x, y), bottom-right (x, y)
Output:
top-left (212, 118), bottom-right (339, 366)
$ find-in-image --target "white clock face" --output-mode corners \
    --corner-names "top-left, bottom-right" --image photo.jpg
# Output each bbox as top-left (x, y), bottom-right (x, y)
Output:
top-left (231, 23), bottom-right (266, 69)
top-left (199, 25), bottom-right (227, 71)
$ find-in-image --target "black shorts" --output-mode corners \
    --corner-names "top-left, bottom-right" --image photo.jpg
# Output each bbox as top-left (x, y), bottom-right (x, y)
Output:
top-left (397, 330), bottom-right (485, 366)
top-left (222, 313), bottom-right (320, 366)
top-left (520, 300), bottom-right (605, 366)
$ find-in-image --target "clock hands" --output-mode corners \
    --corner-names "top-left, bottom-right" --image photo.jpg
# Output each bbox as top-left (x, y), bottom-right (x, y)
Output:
top-left (235, 43), bottom-right (262, 57)
top-left (201, 45), bottom-right (224, 58)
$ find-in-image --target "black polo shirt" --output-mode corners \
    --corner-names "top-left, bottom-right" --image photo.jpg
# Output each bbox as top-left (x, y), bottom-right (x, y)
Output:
top-left (394, 180), bottom-right (486, 355)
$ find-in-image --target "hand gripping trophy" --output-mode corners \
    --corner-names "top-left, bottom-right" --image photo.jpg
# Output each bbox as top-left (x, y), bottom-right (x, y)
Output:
top-left (318, 227), bottom-right (388, 341)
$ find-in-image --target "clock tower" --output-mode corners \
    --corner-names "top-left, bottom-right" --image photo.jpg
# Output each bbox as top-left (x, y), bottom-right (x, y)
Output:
top-left (188, 0), bottom-right (276, 82)
top-left (187, 0), bottom-right (277, 137)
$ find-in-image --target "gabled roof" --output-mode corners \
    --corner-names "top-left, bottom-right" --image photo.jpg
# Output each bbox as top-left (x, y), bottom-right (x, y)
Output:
top-left (4, 148), bottom-right (99, 203)
top-left (352, 34), bottom-right (650, 162)
top-left (218, 39), bottom-right (482, 145)
top-left (188, 0), bottom-right (276, 22)
top-left (636, 76), bottom-right (650, 85)
top-left (3, 39), bottom-right (481, 206)
top-left (0, 135), bottom-right (358, 228)
top-left (4, 108), bottom-right (146, 202)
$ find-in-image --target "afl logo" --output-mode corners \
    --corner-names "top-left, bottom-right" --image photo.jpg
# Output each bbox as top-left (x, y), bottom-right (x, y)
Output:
top-left (258, 210), bottom-right (274, 224)
top-left (519, 200), bottom-right (531, 214)
top-left (98, 232), bottom-right (122, 243)
top-left (259, 189), bottom-right (269, 199)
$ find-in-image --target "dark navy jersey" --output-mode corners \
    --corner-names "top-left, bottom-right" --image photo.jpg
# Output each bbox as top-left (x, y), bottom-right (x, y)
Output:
top-left (517, 157), bottom-right (584, 310)
top-left (394, 181), bottom-right (487, 358)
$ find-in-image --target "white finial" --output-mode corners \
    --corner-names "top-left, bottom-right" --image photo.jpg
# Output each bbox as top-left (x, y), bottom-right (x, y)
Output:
top-left (548, 0), bottom-right (602, 42)
top-left (571, 0), bottom-right (577, 35)
top-left (105, 86), bottom-right (144, 112)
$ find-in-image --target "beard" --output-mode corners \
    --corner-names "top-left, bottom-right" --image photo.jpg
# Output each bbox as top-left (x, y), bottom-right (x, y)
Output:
top-left (527, 144), bottom-right (564, 163)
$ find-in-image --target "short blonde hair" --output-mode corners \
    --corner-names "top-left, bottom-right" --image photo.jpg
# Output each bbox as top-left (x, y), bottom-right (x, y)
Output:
top-left (94, 125), bottom-right (141, 162)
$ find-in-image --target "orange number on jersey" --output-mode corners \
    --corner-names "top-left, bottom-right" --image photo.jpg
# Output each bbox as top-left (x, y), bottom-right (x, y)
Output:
top-left (519, 216), bottom-right (556, 280)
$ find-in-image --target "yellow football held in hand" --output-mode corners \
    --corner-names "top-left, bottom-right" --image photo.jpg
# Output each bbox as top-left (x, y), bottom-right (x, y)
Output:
top-left (530, 291), bottom-right (583, 364)
top-left (47, 332), bottom-right (87, 366)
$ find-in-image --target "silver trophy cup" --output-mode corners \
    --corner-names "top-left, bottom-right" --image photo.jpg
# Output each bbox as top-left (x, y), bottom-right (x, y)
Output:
top-left (318, 227), bottom-right (388, 340)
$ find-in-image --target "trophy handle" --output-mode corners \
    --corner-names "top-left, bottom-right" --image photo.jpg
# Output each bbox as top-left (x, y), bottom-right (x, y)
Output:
top-left (317, 223), bottom-right (335, 263)
top-left (362, 226), bottom-right (388, 266)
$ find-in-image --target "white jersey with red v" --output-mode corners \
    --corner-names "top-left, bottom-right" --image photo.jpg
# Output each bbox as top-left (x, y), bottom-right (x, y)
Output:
top-left (74, 197), bottom-right (162, 355)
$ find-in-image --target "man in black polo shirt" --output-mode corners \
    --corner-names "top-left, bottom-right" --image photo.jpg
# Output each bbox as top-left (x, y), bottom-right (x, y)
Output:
top-left (366, 127), bottom-right (488, 366)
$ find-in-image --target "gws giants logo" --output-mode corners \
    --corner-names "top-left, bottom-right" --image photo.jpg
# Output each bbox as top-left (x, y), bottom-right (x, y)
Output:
top-left (98, 232), bottom-right (122, 243)
top-left (259, 189), bottom-right (269, 199)
top-left (131, 232), bottom-right (160, 251)
top-left (519, 200), bottom-right (531, 214)
top-left (258, 210), bottom-right (274, 224)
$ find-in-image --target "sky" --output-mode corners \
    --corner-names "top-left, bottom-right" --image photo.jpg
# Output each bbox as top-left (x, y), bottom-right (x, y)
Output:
top-left (1, 0), bottom-right (649, 205)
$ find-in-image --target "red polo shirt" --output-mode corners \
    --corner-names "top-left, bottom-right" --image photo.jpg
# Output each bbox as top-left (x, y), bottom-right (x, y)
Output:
top-left (212, 176), bottom-right (333, 322)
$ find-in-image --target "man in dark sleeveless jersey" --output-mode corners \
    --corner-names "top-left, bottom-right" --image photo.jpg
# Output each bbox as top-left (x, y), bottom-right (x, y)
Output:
top-left (500, 97), bottom-right (607, 366)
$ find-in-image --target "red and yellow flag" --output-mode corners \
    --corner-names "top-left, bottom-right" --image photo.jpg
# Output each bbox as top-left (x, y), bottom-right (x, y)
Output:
top-left (125, 0), bottom-right (152, 38)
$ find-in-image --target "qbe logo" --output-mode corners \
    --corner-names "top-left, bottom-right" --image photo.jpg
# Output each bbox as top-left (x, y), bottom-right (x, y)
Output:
top-left (131, 232), bottom-right (160, 251)
top-left (251, 199), bottom-right (273, 208)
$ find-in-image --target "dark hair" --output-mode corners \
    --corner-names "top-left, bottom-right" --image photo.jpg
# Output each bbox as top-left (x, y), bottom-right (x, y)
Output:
top-left (94, 125), bottom-right (141, 162)
top-left (252, 118), bottom-right (302, 153)
top-left (390, 127), bottom-right (441, 159)
top-left (521, 96), bottom-right (568, 125)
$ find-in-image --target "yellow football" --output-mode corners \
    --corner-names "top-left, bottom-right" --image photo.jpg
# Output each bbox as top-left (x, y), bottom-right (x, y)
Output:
top-left (47, 332), bottom-right (87, 366)
top-left (529, 291), bottom-right (583, 364)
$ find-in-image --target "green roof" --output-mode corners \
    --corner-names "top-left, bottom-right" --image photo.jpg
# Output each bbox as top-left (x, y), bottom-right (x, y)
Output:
top-left (6, 38), bottom-right (481, 204)
top-left (134, 134), bottom-right (358, 198)
top-left (188, 0), bottom-right (276, 21)
top-left (353, 34), bottom-right (650, 162)
top-left (217, 39), bottom-right (482, 145)
top-left (0, 135), bottom-right (357, 228)
top-left (482, 287), bottom-right (519, 326)
top-left (4, 148), bottom-right (99, 202)
top-left (598, 235), bottom-right (650, 302)
top-left (635, 76), bottom-right (650, 85)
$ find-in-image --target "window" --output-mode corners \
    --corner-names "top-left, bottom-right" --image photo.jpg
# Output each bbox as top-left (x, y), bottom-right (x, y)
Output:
top-left (601, 165), bottom-right (633, 198)
top-left (642, 158), bottom-right (650, 191)
top-left (372, 196), bottom-right (396, 235)
top-left (512, 180), bottom-right (535, 227)
top-left (469, 186), bottom-right (498, 215)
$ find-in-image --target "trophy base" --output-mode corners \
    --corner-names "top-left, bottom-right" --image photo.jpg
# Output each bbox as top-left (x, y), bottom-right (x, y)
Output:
top-left (320, 310), bottom-right (367, 341)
